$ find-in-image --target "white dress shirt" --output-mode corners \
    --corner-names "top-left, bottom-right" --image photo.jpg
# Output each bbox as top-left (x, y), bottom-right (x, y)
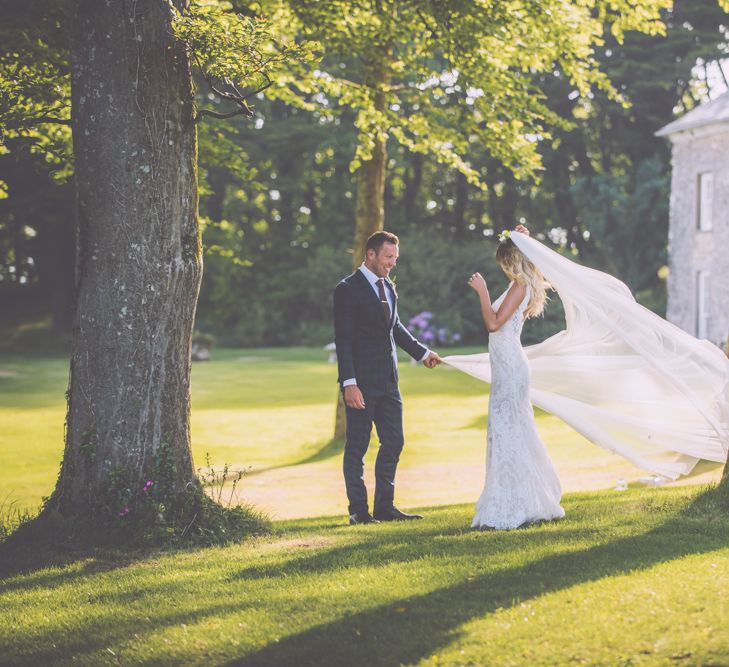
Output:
top-left (343, 264), bottom-right (430, 387)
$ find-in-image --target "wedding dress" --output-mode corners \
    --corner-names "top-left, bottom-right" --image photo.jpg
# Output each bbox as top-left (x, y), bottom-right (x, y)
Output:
top-left (468, 284), bottom-right (565, 530)
top-left (445, 233), bottom-right (729, 484)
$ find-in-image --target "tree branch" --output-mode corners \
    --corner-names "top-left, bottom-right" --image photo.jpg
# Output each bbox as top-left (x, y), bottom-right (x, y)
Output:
top-left (195, 80), bottom-right (273, 123)
top-left (30, 115), bottom-right (72, 126)
top-left (195, 108), bottom-right (252, 121)
top-left (416, 8), bottom-right (439, 38)
top-left (4, 115), bottom-right (72, 129)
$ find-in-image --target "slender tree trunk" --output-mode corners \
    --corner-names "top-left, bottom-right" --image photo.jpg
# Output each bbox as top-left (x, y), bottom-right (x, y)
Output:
top-left (452, 169), bottom-right (468, 237)
top-left (403, 152), bottom-right (423, 224)
top-left (37, 184), bottom-right (76, 333)
top-left (44, 214), bottom-right (76, 333)
top-left (485, 159), bottom-right (518, 231)
top-left (334, 60), bottom-right (390, 439)
top-left (50, 0), bottom-right (202, 517)
top-left (351, 99), bottom-right (389, 266)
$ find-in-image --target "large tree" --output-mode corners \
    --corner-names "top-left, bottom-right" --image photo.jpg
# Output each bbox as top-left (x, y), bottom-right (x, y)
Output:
top-left (285, 0), bottom-right (682, 436)
top-left (0, 0), bottom-right (310, 534)
top-left (52, 0), bottom-right (202, 516)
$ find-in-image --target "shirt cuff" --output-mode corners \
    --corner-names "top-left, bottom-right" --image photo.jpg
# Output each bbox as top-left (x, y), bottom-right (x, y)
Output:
top-left (419, 349), bottom-right (431, 362)
top-left (342, 378), bottom-right (357, 387)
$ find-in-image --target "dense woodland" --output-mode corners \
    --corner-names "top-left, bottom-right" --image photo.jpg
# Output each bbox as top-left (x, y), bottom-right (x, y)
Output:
top-left (1, 1), bottom-right (728, 348)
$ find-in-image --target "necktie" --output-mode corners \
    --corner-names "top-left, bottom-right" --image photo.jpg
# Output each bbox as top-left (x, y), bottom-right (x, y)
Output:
top-left (377, 278), bottom-right (391, 323)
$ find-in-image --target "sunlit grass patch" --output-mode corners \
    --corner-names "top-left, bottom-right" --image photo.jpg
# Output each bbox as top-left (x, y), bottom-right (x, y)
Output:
top-left (1, 486), bottom-right (727, 665)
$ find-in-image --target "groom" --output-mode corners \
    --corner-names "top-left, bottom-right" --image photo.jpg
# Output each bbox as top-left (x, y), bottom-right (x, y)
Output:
top-left (333, 231), bottom-right (442, 525)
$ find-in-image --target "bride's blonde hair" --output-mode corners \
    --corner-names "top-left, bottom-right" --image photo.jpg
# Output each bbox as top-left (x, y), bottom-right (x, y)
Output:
top-left (495, 239), bottom-right (549, 318)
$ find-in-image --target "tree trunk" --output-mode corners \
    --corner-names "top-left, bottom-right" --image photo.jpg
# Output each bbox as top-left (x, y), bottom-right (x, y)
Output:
top-left (485, 158), bottom-right (518, 231)
top-left (452, 169), bottom-right (468, 237)
top-left (50, 0), bottom-right (202, 517)
top-left (45, 213), bottom-right (76, 333)
top-left (37, 183), bottom-right (76, 333)
top-left (351, 100), bottom-right (388, 266)
top-left (334, 61), bottom-right (390, 439)
top-left (403, 152), bottom-right (423, 224)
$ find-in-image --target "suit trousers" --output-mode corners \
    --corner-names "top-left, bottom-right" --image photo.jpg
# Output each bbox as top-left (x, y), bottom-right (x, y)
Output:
top-left (343, 380), bottom-right (404, 516)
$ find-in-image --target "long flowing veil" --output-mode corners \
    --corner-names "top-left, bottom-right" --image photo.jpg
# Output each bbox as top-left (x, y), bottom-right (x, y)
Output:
top-left (443, 232), bottom-right (729, 479)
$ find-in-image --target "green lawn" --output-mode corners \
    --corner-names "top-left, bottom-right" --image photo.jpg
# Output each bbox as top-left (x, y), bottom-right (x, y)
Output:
top-left (0, 348), bottom-right (721, 518)
top-left (1, 486), bottom-right (728, 665)
top-left (2, 349), bottom-right (729, 665)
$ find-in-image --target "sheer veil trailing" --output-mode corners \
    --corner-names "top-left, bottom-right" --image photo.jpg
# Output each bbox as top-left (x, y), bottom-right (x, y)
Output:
top-left (444, 232), bottom-right (729, 479)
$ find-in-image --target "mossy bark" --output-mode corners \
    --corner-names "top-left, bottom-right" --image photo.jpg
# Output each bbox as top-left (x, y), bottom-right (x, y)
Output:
top-left (51, 0), bottom-right (202, 517)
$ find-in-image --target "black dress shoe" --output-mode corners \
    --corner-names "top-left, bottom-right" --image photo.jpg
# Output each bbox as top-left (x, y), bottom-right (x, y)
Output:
top-left (373, 507), bottom-right (423, 521)
top-left (349, 512), bottom-right (380, 525)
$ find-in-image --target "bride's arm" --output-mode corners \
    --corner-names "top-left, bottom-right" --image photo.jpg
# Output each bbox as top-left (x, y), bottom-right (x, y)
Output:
top-left (468, 275), bottom-right (526, 333)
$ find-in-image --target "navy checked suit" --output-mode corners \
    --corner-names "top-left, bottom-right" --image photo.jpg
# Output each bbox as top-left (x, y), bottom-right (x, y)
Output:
top-left (333, 269), bottom-right (427, 516)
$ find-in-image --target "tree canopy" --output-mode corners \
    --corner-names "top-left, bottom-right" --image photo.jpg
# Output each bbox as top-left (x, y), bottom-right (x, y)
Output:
top-left (1, 0), bottom-right (728, 342)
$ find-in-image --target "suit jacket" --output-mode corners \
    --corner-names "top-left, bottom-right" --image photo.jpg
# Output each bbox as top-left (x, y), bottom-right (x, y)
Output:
top-left (333, 269), bottom-right (427, 389)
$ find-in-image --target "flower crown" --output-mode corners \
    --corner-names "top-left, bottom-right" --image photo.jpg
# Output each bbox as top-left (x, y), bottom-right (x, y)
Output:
top-left (497, 229), bottom-right (511, 244)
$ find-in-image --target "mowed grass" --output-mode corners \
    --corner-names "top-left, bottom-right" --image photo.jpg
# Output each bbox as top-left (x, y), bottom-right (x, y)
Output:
top-left (2, 350), bottom-right (729, 665)
top-left (0, 347), bottom-right (721, 518)
top-left (1, 487), bottom-right (729, 665)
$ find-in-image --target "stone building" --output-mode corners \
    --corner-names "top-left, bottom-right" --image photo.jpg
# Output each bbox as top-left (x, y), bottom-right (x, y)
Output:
top-left (656, 91), bottom-right (729, 346)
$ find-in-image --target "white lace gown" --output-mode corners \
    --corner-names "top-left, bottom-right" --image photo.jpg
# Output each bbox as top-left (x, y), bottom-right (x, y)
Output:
top-left (472, 285), bottom-right (565, 530)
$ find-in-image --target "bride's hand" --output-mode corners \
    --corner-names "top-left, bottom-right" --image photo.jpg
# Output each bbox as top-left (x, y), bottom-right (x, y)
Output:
top-left (467, 272), bottom-right (487, 294)
top-left (514, 224), bottom-right (530, 236)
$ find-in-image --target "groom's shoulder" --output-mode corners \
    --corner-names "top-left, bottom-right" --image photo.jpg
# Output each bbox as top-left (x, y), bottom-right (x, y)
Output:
top-left (336, 270), bottom-right (361, 290)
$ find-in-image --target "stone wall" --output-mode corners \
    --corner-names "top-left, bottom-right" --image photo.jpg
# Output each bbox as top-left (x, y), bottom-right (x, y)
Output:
top-left (666, 122), bottom-right (729, 346)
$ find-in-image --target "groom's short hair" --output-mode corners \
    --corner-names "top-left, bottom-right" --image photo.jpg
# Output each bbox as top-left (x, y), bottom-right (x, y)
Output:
top-left (366, 231), bottom-right (399, 254)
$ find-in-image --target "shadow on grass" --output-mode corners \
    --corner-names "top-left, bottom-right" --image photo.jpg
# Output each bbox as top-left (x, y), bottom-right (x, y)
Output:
top-left (3, 488), bottom-right (729, 666)
top-left (227, 487), bottom-right (729, 667)
top-left (0, 495), bottom-right (271, 584)
top-left (226, 520), bottom-right (591, 583)
top-left (460, 414), bottom-right (487, 431)
top-left (680, 458), bottom-right (724, 479)
top-left (621, 459), bottom-right (724, 489)
top-left (0, 541), bottom-right (148, 595)
top-left (248, 437), bottom-right (345, 477)
top-left (1, 599), bottom-right (258, 666)
top-left (460, 406), bottom-right (550, 431)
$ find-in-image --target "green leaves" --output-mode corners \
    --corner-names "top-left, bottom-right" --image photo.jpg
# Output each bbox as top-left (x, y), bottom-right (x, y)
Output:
top-left (171, 0), bottom-right (320, 121)
top-left (285, 0), bottom-right (676, 184)
top-left (0, 1), bottom-right (72, 178)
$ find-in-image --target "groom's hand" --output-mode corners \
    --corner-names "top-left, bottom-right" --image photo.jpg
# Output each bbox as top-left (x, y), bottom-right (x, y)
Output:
top-left (343, 385), bottom-right (366, 410)
top-left (514, 224), bottom-right (530, 236)
top-left (423, 351), bottom-right (443, 369)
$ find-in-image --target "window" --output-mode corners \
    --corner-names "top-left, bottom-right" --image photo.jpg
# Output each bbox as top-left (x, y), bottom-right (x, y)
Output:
top-left (696, 270), bottom-right (710, 339)
top-left (697, 172), bottom-right (713, 231)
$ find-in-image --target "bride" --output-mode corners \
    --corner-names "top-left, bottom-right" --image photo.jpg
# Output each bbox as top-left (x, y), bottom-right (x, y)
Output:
top-left (447, 226), bottom-right (729, 531)
top-left (466, 225), bottom-right (565, 530)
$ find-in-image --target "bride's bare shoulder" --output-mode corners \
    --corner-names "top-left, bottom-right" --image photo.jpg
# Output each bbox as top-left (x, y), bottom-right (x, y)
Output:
top-left (506, 281), bottom-right (527, 299)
